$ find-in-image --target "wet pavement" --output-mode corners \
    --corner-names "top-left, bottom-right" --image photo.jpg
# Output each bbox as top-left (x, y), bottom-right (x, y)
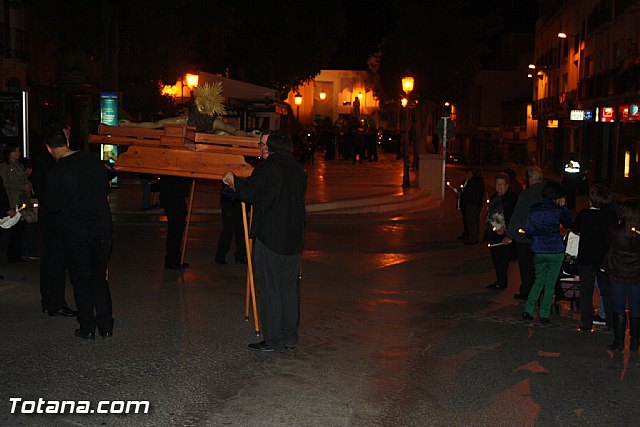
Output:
top-left (1, 152), bottom-right (639, 426)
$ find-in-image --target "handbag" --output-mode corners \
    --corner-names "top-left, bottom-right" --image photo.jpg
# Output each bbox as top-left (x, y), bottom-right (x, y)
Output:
top-left (562, 232), bottom-right (580, 276)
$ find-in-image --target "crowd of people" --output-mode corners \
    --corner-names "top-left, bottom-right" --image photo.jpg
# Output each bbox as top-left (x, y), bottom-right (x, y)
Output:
top-left (455, 163), bottom-right (640, 351)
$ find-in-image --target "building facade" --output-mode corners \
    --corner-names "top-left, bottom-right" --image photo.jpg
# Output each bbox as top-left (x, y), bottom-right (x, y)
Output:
top-left (533, 0), bottom-right (640, 192)
top-left (286, 69), bottom-right (379, 126)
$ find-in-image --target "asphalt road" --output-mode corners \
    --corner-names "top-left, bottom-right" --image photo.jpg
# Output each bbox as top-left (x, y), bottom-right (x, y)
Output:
top-left (1, 182), bottom-right (638, 426)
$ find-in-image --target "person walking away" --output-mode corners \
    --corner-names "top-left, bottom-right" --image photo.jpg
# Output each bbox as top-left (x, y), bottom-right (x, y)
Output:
top-left (460, 167), bottom-right (484, 245)
top-left (522, 182), bottom-right (573, 326)
top-left (43, 129), bottom-right (113, 339)
top-left (604, 199), bottom-right (640, 352)
top-left (504, 167), bottom-right (545, 300)
top-left (222, 131), bottom-right (307, 353)
top-left (571, 184), bottom-right (618, 332)
top-left (484, 173), bottom-right (517, 290)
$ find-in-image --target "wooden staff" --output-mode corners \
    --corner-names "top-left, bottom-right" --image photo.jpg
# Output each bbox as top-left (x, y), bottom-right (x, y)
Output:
top-left (180, 179), bottom-right (197, 266)
top-left (244, 204), bottom-right (254, 319)
top-left (241, 202), bottom-right (260, 335)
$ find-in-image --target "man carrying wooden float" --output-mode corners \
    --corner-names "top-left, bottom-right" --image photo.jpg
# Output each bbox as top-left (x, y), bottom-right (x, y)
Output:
top-left (222, 131), bottom-right (307, 353)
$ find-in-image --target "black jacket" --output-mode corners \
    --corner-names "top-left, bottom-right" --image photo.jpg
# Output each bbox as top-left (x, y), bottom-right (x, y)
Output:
top-left (234, 151), bottom-right (307, 255)
top-left (605, 223), bottom-right (640, 280)
top-left (484, 190), bottom-right (517, 244)
top-left (571, 207), bottom-right (618, 265)
top-left (460, 176), bottom-right (484, 208)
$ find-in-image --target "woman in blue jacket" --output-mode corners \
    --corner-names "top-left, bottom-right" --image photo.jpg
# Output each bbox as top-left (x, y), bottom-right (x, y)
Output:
top-left (522, 181), bottom-right (573, 325)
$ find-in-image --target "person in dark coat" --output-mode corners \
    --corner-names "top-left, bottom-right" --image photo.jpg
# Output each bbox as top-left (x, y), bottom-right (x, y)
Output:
top-left (32, 118), bottom-right (77, 317)
top-left (522, 182), bottom-right (573, 326)
top-left (504, 167), bottom-right (545, 300)
top-left (484, 173), bottom-right (518, 290)
top-left (460, 167), bottom-right (484, 244)
top-left (222, 131), bottom-right (307, 353)
top-left (159, 176), bottom-right (191, 270)
top-left (571, 184), bottom-right (618, 332)
top-left (44, 129), bottom-right (113, 339)
top-left (605, 199), bottom-right (640, 351)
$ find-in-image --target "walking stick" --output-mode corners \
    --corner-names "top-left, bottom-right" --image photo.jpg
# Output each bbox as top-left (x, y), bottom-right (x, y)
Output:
top-left (244, 204), bottom-right (254, 319)
top-left (180, 179), bottom-right (196, 266)
top-left (241, 202), bottom-right (260, 335)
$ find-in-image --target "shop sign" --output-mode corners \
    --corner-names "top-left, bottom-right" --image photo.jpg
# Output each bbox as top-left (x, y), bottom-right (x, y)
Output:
top-left (597, 107), bottom-right (615, 122)
top-left (618, 104), bottom-right (640, 121)
top-left (570, 109), bottom-right (594, 121)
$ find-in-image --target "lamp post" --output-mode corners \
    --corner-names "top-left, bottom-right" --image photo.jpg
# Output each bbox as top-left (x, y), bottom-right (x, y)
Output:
top-left (294, 93), bottom-right (302, 127)
top-left (185, 73), bottom-right (199, 106)
top-left (401, 76), bottom-right (414, 188)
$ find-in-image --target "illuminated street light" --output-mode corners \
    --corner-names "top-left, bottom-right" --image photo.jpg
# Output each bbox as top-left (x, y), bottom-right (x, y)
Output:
top-left (401, 75), bottom-right (414, 188)
top-left (402, 76), bottom-right (414, 93)
top-left (319, 90), bottom-right (326, 101)
top-left (185, 73), bottom-right (199, 88)
top-left (557, 32), bottom-right (568, 39)
top-left (294, 93), bottom-right (302, 126)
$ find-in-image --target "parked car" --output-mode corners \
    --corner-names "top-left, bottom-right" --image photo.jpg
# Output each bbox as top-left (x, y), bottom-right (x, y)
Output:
top-left (378, 130), bottom-right (401, 154)
top-left (445, 152), bottom-right (466, 164)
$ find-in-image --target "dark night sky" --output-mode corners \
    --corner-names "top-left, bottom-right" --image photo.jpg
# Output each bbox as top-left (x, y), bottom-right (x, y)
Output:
top-left (329, 0), bottom-right (538, 70)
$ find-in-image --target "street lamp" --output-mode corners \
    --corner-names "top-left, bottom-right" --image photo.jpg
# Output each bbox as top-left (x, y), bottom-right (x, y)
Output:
top-left (294, 93), bottom-right (302, 126)
top-left (401, 76), bottom-right (414, 188)
top-left (319, 90), bottom-right (326, 101)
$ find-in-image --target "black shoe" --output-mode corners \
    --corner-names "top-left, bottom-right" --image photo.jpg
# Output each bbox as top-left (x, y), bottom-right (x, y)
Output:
top-left (48, 307), bottom-right (78, 317)
top-left (592, 316), bottom-right (606, 326)
top-left (539, 317), bottom-right (550, 326)
top-left (284, 344), bottom-right (297, 350)
top-left (248, 341), bottom-right (275, 352)
top-left (578, 326), bottom-right (593, 332)
top-left (235, 258), bottom-right (248, 265)
top-left (74, 329), bottom-right (95, 340)
top-left (215, 259), bottom-right (228, 265)
top-left (522, 312), bottom-right (534, 322)
top-left (514, 293), bottom-right (528, 301)
top-left (165, 262), bottom-right (190, 270)
top-left (486, 283), bottom-right (506, 290)
top-left (99, 330), bottom-right (113, 339)
top-left (8, 257), bottom-right (26, 263)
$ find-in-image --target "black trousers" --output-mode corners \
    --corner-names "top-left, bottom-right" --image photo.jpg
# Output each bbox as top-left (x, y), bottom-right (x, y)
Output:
top-left (215, 198), bottom-right (246, 263)
top-left (7, 219), bottom-right (25, 262)
top-left (463, 205), bottom-right (481, 243)
top-left (578, 264), bottom-right (613, 329)
top-left (489, 243), bottom-right (511, 288)
top-left (516, 241), bottom-right (535, 297)
top-left (163, 197), bottom-right (186, 265)
top-left (39, 216), bottom-right (68, 312)
top-left (253, 239), bottom-right (301, 351)
top-left (64, 227), bottom-right (113, 334)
